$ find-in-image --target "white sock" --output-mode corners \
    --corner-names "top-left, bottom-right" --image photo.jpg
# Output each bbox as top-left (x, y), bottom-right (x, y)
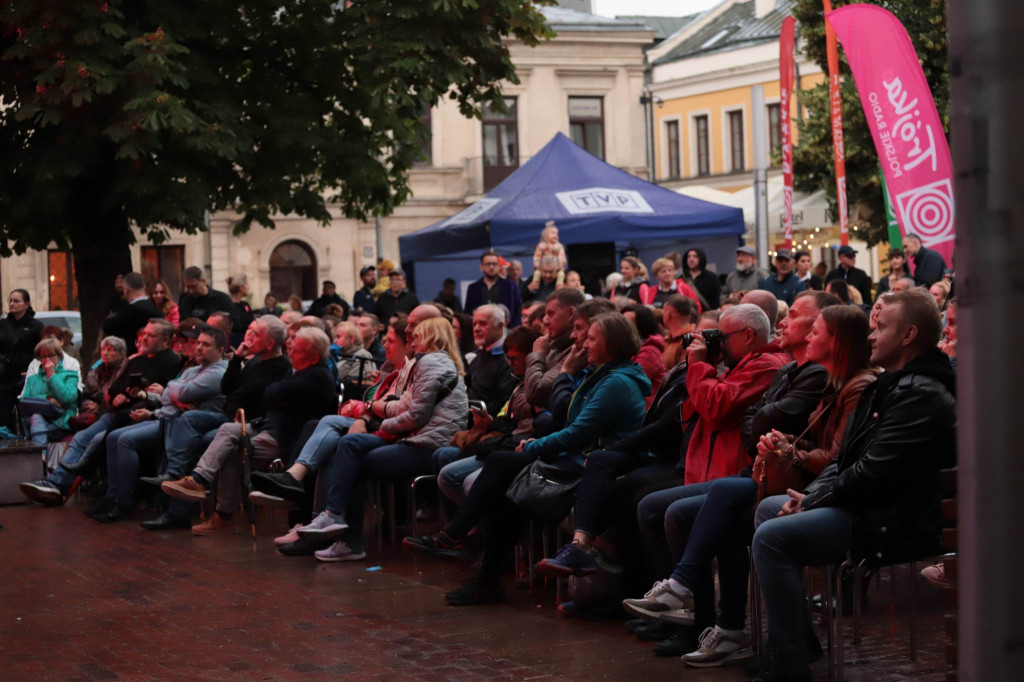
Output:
top-left (668, 577), bottom-right (690, 596)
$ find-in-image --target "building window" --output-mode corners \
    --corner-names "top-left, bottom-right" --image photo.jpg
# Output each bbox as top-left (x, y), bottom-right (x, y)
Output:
top-left (482, 97), bottom-right (518, 190)
top-left (47, 250), bottom-right (78, 311)
top-left (694, 115), bottom-right (710, 176)
top-left (728, 110), bottom-right (745, 172)
top-left (569, 97), bottom-right (604, 160)
top-left (665, 120), bottom-right (681, 179)
top-left (415, 101), bottom-right (432, 166)
top-left (140, 245), bottom-right (185, 300)
top-left (767, 103), bottom-right (782, 164)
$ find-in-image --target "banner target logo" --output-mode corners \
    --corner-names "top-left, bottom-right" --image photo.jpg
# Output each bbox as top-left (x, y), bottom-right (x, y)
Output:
top-left (894, 179), bottom-right (955, 246)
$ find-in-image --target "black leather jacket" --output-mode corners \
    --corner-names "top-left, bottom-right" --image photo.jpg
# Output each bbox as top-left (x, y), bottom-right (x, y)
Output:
top-left (740, 360), bottom-right (827, 457)
top-left (803, 348), bottom-right (956, 564)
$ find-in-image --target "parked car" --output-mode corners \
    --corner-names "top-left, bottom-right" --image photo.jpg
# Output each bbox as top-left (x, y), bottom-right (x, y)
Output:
top-left (32, 311), bottom-right (82, 348)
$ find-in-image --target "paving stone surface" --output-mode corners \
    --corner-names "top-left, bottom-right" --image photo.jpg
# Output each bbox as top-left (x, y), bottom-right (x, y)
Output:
top-left (0, 504), bottom-right (950, 681)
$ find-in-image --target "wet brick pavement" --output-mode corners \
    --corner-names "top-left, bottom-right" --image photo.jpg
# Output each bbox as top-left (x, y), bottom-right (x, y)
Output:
top-left (0, 504), bottom-right (950, 681)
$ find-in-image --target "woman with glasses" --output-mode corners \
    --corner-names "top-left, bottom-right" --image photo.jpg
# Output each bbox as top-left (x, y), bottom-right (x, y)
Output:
top-left (18, 337), bottom-right (80, 444)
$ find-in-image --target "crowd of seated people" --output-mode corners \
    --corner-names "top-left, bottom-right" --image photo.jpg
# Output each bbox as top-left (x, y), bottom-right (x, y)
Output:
top-left (9, 250), bottom-right (958, 681)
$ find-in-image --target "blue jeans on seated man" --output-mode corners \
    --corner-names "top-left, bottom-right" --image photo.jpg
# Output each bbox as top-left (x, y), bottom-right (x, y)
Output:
top-left (752, 494), bottom-right (853, 672)
top-left (162, 410), bottom-right (229, 477)
top-left (433, 445), bottom-right (482, 506)
top-left (636, 481), bottom-right (715, 630)
top-left (324, 433), bottom-right (435, 551)
top-left (668, 476), bottom-right (758, 631)
top-left (105, 420), bottom-right (163, 507)
top-left (46, 411), bottom-right (115, 493)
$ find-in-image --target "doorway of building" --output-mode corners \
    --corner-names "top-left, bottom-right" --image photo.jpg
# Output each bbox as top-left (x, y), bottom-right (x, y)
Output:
top-left (269, 240), bottom-right (317, 302)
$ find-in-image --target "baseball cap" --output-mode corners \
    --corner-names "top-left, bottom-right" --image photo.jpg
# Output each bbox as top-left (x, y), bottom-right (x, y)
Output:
top-left (838, 245), bottom-right (858, 257)
top-left (389, 268), bottom-right (406, 278)
top-left (359, 265), bottom-right (376, 276)
top-left (774, 248), bottom-right (793, 261)
top-left (736, 245), bottom-right (757, 257)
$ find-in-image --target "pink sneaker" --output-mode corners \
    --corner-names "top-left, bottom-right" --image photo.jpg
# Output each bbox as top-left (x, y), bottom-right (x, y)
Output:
top-left (921, 562), bottom-right (950, 588)
top-left (274, 523), bottom-right (302, 546)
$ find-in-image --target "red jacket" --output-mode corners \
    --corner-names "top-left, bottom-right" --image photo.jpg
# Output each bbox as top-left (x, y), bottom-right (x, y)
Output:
top-left (633, 335), bottom-right (666, 409)
top-left (682, 341), bottom-right (790, 484)
top-left (639, 279), bottom-right (703, 314)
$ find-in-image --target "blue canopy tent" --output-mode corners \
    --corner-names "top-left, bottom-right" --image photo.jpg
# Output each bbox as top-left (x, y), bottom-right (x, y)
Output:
top-left (398, 132), bottom-right (745, 299)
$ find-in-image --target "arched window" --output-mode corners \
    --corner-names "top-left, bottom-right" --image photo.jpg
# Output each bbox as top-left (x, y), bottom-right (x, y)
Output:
top-left (269, 239), bottom-right (317, 301)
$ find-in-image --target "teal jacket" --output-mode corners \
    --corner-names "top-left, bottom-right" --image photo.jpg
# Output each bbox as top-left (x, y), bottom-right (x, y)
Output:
top-left (22, 361), bottom-right (79, 430)
top-left (524, 361), bottom-right (651, 464)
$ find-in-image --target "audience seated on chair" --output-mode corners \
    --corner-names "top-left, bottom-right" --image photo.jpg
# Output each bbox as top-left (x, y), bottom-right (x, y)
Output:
top-left (750, 289), bottom-right (955, 682)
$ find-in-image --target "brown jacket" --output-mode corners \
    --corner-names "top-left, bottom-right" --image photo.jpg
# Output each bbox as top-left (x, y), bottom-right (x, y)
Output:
top-left (522, 332), bottom-right (573, 408)
top-left (794, 369), bottom-right (880, 476)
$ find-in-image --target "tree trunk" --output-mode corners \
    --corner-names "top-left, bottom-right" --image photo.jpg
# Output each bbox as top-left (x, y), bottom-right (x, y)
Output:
top-left (70, 211), bottom-right (134, 365)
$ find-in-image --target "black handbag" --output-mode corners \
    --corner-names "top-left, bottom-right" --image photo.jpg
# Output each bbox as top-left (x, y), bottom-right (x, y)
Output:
top-left (505, 460), bottom-right (581, 523)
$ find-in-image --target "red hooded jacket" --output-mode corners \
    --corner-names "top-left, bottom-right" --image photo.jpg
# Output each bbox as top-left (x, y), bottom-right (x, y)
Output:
top-left (682, 341), bottom-right (790, 484)
top-left (633, 335), bottom-right (666, 408)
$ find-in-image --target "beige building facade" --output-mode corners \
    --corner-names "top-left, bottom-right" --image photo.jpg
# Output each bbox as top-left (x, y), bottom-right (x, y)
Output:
top-left (1, 4), bottom-right (653, 311)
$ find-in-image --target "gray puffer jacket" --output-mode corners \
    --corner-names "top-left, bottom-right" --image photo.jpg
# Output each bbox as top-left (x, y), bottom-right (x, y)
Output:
top-left (381, 351), bottom-right (468, 449)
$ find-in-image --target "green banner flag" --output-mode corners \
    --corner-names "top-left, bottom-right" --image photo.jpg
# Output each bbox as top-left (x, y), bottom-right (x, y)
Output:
top-left (879, 165), bottom-right (902, 250)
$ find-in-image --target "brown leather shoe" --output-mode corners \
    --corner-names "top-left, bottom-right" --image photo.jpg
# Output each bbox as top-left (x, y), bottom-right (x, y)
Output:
top-left (192, 513), bottom-right (237, 536)
top-left (161, 476), bottom-right (207, 502)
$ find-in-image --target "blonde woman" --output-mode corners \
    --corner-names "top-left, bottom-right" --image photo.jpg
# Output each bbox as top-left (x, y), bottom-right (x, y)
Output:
top-left (296, 316), bottom-right (468, 562)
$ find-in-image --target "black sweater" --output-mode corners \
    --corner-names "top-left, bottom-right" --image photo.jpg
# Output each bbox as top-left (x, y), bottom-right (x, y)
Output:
top-left (106, 348), bottom-right (182, 403)
top-left (102, 299), bottom-right (163, 354)
top-left (178, 288), bottom-right (235, 322)
top-left (0, 308), bottom-right (43, 387)
top-left (466, 348), bottom-right (517, 417)
top-left (261, 362), bottom-right (337, 450)
top-left (222, 354), bottom-right (293, 417)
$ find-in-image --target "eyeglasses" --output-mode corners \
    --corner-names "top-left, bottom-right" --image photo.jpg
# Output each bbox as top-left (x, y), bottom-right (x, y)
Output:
top-left (719, 327), bottom-right (752, 341)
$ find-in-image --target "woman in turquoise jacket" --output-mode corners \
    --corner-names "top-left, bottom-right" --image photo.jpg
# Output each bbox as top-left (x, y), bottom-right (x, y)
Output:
top-left (20, 337), bottom-right (79, 444)
top-left (405, 312), bottom-right (651, 605)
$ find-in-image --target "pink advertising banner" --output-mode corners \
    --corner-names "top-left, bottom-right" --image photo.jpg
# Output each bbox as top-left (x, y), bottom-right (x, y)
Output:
top-left (827, 4), bottom-right (955, 263)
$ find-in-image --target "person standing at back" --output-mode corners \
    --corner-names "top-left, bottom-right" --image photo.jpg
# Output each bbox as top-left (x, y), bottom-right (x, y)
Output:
top-left (902, 233), bottom-right (947, 288)
top-left (721, 246), bottom-right (768, 303)
top-left (683, 248), bottom-right (721, 310)
top-left (464, 250), bottom-right (523, 327)
top-left (102, 272), bottom-right (163, 355)
top-left (353, 265), bottom-right (377, 315)
top-left (824, 246), bottom-right (872, 304)
top-left (177, 266), bottom-right (235, 323)
top-left (757, 249), bottom-right (807, 306)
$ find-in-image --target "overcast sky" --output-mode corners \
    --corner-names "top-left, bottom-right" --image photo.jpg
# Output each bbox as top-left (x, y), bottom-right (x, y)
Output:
top-left (592, 0), bottom-right (721, 18)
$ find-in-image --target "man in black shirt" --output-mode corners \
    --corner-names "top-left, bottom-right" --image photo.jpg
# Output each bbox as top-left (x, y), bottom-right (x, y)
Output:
top-left (102, 272), bottom-right (162, 355)
top-left (307, 280), bottom-right (351, 319)
top-left (140, 315), bottom-right (294, 530)
top-left (177, 265), bottom-right (235, 322)
top-left (375, 269), bottom-right (419, 322)
top-left (466, 304), bottom-right (517, 416)
top-left (903, 233), bottom-right (947, 288)
top-left (104, 273), bottom-right (128, 317)
top-left (824, 246), bottom-right (873, 304)
top-left (353, 266), bottom-right (377, 315)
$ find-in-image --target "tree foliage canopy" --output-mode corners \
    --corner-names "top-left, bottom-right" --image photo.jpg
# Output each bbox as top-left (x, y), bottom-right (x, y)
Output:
top-left (0, 0), bottom-right (554, 253)
top-left (792, 0), bottom-right (948, 245)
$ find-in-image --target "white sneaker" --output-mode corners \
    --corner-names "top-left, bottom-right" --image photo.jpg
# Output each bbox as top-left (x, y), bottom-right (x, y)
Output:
top-left (621, 580), bottom-right (695, 624)
top-left (274, 523), bottom-right (303, 546)
top-left (315, 541), bottom-right (367, 563)
top-left (296, 510), bottom-right (349, 540)
top-left (682, 626), bottom-right (753, 668)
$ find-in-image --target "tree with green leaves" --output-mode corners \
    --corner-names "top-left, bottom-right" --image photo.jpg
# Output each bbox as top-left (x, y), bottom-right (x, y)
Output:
top-left (792, 0), bottom-right (949, 245)
top-left (0, 0), bottom-right (552, 359)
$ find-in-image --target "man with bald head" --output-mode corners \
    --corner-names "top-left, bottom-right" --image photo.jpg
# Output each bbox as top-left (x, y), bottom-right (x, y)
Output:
top-left (741, 289), bottom-right (780, 336)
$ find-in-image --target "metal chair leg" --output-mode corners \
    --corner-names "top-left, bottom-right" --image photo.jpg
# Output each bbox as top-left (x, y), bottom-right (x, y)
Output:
top-left (749, 551), bottom-right (763, 656)
top-left (853, 559), bottom-right (866, 645)
top-left (527, 519), bottom-right (536, 593)
top-left (387, 481), bottom-right (397, 543)
top-left (372, 480), bottom-right (383, 553)
top-left (910, 561), bottom-right (917, 660)
top-left (834, 554), bottom-right (852, 682)
top-left (824, 564), bottom-right (836, 679)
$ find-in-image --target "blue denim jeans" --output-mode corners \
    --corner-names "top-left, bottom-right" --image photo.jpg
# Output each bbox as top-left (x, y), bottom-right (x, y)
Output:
top-left (752, 495), bottom-right (853, 670)
top-left (27, 413), bottom-right (63, 446)
top-left (46, 411), bottom-right (115, 493)
top-left (438, 455), bottom-right (484, 505)
top-left (669, 476), bottom-right (758, 631)
top-left (636, 481), bottom-right (712, 577)
top-left (105, 420), bottom-right (162, 507)
top-left (295, 415), bottom-right (355, 471)
top-left (163, 410), bottom-right (229, 477)
top-left (324, 433), bottom-right (434, 549)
